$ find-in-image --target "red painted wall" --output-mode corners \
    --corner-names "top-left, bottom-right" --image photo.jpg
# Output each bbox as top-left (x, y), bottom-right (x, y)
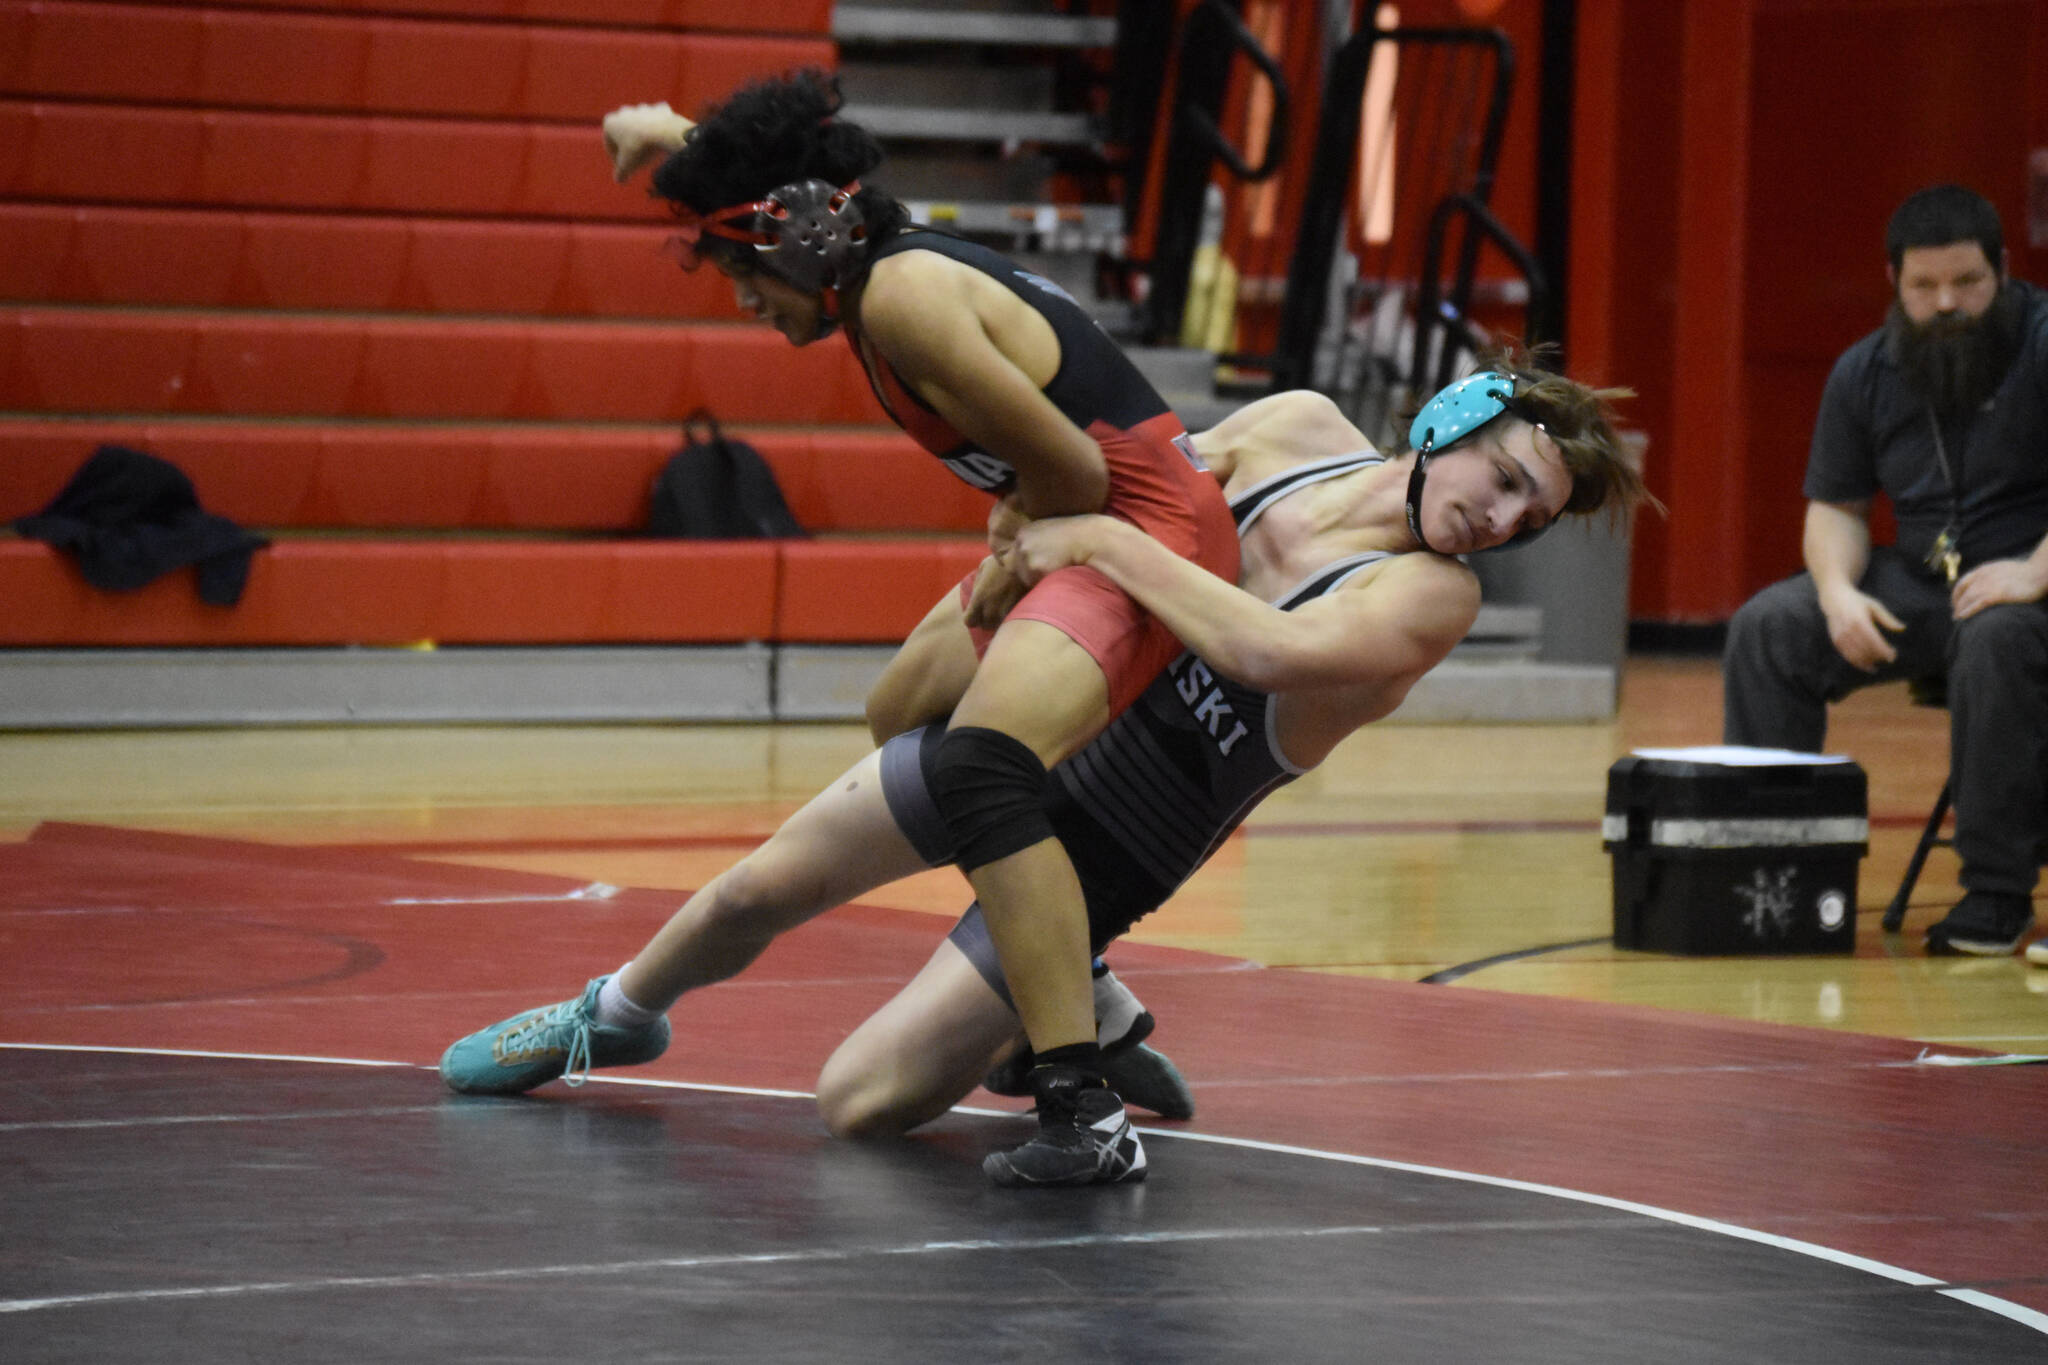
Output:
top-left (1177, 0), bottom-right (2048, 625)
top-left (1574, 0), bottom-right (2048, 623)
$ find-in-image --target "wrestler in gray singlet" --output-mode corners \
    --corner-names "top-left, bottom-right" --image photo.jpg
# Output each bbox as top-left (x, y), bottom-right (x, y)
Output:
top-left (879, 451), bottom-right (1398, 1002)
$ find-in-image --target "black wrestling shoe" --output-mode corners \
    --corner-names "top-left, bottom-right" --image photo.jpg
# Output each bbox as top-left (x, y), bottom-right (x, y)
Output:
top-left (983, 1042), bottom-right (1194, 1120)
top-left (1103, 1042), bottom-right (1194, 1121)
top-left (982, 966), bottom-right (1193, 1118)
top-left (983, 1067), bottom-right (1146, 1188)
top-left (1925, 892), bottom-right (2035, 956)
top-left (982, 1048), bottom-right (1034, 1098)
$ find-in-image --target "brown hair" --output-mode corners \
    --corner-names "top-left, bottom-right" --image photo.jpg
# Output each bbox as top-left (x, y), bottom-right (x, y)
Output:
top-left (1402, 343), bottom-right (1658, 526)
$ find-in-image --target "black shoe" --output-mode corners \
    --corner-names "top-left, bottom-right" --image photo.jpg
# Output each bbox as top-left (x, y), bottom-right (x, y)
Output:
top-left (1925, 892), bottom-right (2035, 956)
top-left (982, 1047), bottom-right (1034, 1098)
top-left (982, 967), bottom-right (1192, 1116)
top-left (983, 1067), bottom-right (1147, 1188)
top-left (1103, 1042), bottom-right (1194, 1121)
top-left (984, 1039), bottom-right (1194, 1120)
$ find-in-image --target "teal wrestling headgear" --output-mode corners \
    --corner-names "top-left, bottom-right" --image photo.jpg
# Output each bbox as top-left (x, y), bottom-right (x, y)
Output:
top-left (1404, 371), bottom-right (1553, 553)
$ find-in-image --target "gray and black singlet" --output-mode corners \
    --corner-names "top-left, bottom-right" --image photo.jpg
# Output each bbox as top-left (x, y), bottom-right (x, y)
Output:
top-left (877, 451), bottom-right (1395, 1000)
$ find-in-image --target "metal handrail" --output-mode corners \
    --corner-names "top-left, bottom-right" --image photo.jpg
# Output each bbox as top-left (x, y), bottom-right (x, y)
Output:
top-left (1413, 191), bottom-right (1553, 393)
top-left (1140, 0), bottom-right (1291, 344)
top-left (1175, 0), bottom-right (1291, 181)
top-left (1263, 25), bottom-right (1514, 391)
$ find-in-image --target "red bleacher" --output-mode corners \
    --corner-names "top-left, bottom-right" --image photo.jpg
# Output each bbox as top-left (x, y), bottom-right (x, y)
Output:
top-left (0, 1), bottom-right (992, 654)
top-left (0, 101), bottom-right (683, 219)
top-left (0, 207), bottom-right (731, 316)
top-left (0, 310), bottom-right (886, 423)
top-left (0, 413), bottom-right (991, 646)
top-left (0, 2), bottom-right (831, 119)
top-left (1, 421), bottom-right (990, 533)
top-left (188, 0), bottom-right (835, 29)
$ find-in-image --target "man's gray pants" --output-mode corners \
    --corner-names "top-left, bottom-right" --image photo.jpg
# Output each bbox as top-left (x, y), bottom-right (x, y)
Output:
top-left (1721, 546), bottom-right (2048, 897)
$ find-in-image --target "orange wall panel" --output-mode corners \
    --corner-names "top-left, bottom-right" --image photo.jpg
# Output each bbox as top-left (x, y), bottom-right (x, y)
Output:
top-left (604, 543), bottom-right (781, 641)
top-left (362, 17), bottom-right (526, 116)
top-left (775, 542), bottom-right (987, 643)
top-left (237, 214), bottom-right (413, 311)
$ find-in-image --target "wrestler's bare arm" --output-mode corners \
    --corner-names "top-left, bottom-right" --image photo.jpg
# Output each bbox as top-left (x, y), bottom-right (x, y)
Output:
top-left (858, 253), bottom-right (1109, 520)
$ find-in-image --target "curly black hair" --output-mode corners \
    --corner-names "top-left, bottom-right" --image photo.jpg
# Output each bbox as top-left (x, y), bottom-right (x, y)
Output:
top-left (651, 69), bottom-right (910, 275)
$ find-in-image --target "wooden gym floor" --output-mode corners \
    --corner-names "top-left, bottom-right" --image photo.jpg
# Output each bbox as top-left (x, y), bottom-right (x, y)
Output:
top-left (2, 656), bottom-right (2036, 1048)
top-left (3, 655), bottom-right (2044, 1360)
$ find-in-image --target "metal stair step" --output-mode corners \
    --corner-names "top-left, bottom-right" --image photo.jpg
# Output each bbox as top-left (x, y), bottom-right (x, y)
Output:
top-left (843, 103), bottom-right (1098, 145)
top-left (1467, 603), bottom-right (1545, 646)
top-left (834, 6), bottom-right (1116, 48)
top-left (838, 60), bottom-right (1054, 111)
top-left (903, 199), bottom-right (1121, 246)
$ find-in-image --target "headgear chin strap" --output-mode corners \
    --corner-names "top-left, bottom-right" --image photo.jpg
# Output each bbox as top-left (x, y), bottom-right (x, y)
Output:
top-left (1403, 371), bottom-right (1556, 554)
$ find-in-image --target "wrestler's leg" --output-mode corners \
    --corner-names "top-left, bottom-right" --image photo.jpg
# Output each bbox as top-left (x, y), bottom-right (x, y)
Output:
top-left (937, 619), bottom-right (1111, 1064)
top-left (815, 916), bottom-right (1196, 1137)
top-left (439, 749), bottom-right (932, 1094)
top-left (815, 936), bottom-right (1021, 1138)
top-left (864, 580), bottom-right (981, 745)
top-left (931, 622), bottom-right (1158, 1183)
top-left (618, 748), bottom-right (934, 1008)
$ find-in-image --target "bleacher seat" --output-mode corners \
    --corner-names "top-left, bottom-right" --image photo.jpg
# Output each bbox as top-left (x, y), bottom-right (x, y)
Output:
top-left (0, 206), bottom-right (735, 317)
top-left (0, 1), bottom-right (981, 668)
top-left (0, 3), bottom-right (828, 119)
top-left (182, 0), bottom-right (833, 32)
top-left (0, 538), bottom-right (789, 645)
top-left (1, 420), bottom-right (987, 535)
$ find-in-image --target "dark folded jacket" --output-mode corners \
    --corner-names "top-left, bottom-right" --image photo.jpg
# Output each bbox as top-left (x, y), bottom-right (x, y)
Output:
top-left (13, 445), bottom-right (269, 606)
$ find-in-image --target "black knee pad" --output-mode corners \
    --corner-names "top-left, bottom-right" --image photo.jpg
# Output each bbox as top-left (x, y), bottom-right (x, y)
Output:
top-left (930, 726), bottom-right (1057, 874)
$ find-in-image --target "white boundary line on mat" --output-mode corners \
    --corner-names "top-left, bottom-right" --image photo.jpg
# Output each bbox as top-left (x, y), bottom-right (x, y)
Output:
top-left (1, 1041), bottom-right (2041, 1336)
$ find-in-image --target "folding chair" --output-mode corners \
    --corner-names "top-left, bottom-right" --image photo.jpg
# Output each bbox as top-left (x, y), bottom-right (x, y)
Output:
top-left (1881, 676), bottom-right (1951, 933)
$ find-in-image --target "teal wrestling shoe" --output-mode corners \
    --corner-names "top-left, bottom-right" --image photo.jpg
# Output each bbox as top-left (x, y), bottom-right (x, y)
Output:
top-left (439, 976), bottom-right (670, 1095)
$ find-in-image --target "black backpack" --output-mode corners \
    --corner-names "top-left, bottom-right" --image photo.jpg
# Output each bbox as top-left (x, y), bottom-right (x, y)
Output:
top-left (647, 411), bottom-right (806, 539)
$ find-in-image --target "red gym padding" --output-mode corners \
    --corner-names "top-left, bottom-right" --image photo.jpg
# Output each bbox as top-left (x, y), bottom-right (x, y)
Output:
top-left (0, 539), bottom-right (788, 646)
top-left (0, 206), bottom-right (729, 318)
top-left (0, 102), bottom-right (668, 220)
top-left (0, 311), bottom-right (886, 425)
top-left (0, 420), bottom-right (985, 535)
top-left (173, 0), bottom-right (835, 34)
top-left (776, 541), bottom-right (989, 644)
top-left (0, 2), bottom-right (827, 119)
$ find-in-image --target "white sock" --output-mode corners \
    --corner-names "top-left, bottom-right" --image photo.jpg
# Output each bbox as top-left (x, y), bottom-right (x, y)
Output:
top-left (1092, 967), bottom-right (1148, 1049)
top-left (595, 968), bottom-right (663, 1031)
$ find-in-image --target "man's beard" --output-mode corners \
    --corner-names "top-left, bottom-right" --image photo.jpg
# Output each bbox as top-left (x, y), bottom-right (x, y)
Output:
top-left (1884, 284), bottom-right (2025, 416)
